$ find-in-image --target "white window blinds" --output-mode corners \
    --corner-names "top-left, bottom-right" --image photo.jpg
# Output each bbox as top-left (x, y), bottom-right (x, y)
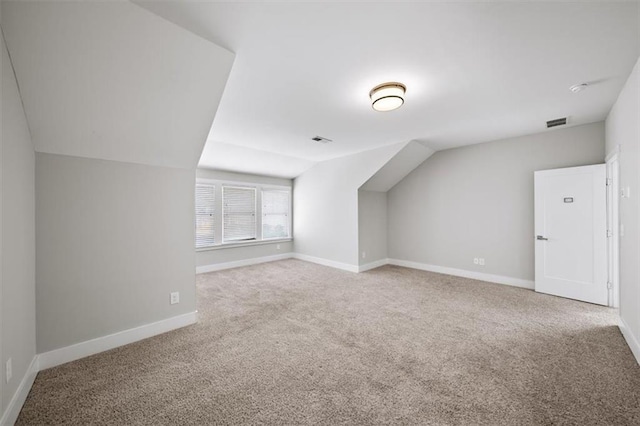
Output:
top-left (262, 190), bottom-right (290, 239)
top-left (195, 183), bottom-right (216, 248)
top-left (223, 186), bottom-right (256, 242)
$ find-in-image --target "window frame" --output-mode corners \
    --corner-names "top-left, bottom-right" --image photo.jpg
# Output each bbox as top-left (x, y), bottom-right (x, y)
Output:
top-left (194, 182), bottom-right (217, 249)
top-left (195, 178), bottom-right (292, 251)
top-left (261, 188), bottom-right (292, 241)
top-left (222, 185), bottom-right (257, 243)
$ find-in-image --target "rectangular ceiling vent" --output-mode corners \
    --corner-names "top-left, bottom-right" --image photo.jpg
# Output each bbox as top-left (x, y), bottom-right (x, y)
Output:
top-left (546, 117), bottom-right (567, 128)
top-left (311, 136), bottom-right (332, 143)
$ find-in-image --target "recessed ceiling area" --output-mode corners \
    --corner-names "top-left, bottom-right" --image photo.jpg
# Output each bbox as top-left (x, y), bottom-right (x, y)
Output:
top-left (137, 1), bottom-right (639, 178)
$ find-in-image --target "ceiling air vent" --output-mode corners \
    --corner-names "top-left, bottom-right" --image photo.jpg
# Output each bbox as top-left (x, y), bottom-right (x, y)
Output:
top-left (546, 117), bottom-right (567, 128)
top-left (311, 136), bottom-right (332, 143)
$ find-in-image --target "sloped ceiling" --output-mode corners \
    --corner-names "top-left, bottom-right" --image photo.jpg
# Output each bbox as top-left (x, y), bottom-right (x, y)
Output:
top-left (136, 1), bottom-right (638, 177)
top-left (1, 1), bottom-right (234, 169)
top-left (198, 141), bottom-right (316, 178)
top-left (361, 141), bottom-right (435, 192)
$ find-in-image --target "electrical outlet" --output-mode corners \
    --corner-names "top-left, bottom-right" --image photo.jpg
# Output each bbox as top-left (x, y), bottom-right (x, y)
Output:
top-left (362, 251), bottom-right (366, 259)
top-left (473, 258), bottom-right (479, 265)
top-left (479, 258), bottom-right (485, 266)
top-left (276, 244), bottom-right (281, 250)
top-left (170, 292), bottom-right (180, 305)
top-left (6, 358), bottom-right (12, 383)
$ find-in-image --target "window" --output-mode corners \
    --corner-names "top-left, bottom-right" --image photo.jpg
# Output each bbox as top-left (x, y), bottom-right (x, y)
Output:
top-left (223, 186), bottom-right (257, 242)
top-left (195, 183), bottom-right (216, 248)
top-left (195, 178), bottom-right (291, 249)
top-left (262, 190), bottom-right (290, 239)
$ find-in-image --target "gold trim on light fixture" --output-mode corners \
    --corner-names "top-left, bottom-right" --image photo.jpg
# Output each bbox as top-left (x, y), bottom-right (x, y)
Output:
top-left (370, 82), bottom-right (406, 112)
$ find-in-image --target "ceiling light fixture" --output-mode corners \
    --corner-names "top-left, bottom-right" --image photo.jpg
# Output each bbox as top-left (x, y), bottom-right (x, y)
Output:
top-left (569, 83), bottom-right (588, 93)
top-left (370, 82), bottom-right (406, 112)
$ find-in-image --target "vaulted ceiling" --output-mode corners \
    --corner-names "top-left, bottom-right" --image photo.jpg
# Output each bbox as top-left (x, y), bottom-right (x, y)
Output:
top-left (138, 1), bottom-right (639, 178)
top-left (3, 1), bottom-right (638, 178)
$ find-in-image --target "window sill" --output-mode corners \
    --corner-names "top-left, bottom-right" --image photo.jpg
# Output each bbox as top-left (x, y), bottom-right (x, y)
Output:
top-left (196, 238), bottom-right (292, 252)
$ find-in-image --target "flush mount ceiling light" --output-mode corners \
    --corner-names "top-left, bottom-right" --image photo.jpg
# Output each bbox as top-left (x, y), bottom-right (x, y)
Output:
top-left (569, 83), bottom-right (589, 93)
top-left (370, 82), bottom-right (406, 112)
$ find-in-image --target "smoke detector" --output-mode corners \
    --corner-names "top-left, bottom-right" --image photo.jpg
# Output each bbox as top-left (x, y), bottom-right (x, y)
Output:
top-left (569, 83), bottom-right (588, 93)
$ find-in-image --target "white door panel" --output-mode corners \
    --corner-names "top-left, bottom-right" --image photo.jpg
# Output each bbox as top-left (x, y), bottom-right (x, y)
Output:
top-left (534, 165), bottom-right (607, 305)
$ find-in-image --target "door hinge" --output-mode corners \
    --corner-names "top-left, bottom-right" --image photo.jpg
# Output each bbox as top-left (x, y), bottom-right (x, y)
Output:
top-left (607, 230), bottom-right (613, 238)
top-left (606, 178), bottom-right (612, 187)
top-left (607, 281), bottom-right (613, 290)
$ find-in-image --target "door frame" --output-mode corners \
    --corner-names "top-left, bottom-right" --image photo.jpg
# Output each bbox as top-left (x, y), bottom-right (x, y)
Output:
top-left (606, 147), bottom-right (620, 308)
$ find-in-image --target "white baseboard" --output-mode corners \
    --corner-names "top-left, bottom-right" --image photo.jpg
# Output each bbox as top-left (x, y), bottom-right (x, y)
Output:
top-left (38, 311), bottom-right (197, 371)
top-left (1, 312), bottom-right (197, 423)
top-left (387, 258), bottom-right (535, 289)
top-left (196, 253), bottom-right (294, 274)
top-left (619, 317), bottom-right (640, 366)
top-left (0, 355), bottom-right (39, 426)
top-left (292, 253), bottom-right (359, 273)
top-left (358, 258), bottom-right (390, 272)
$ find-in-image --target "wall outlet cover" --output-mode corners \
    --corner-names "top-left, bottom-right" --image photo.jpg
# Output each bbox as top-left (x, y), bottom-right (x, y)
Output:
top-left (170, 292), bottom-right (180, 305)
top-left (479, 258), bottom-right (485, 266)
top-left (473, 258), bottom-right (479, 265)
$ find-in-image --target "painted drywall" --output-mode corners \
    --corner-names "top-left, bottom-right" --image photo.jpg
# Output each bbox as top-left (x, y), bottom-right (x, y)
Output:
top-left (1, 0), bottom-right (234, 358)
top-left (1, 1), bottom-right (234, 169)
top-left (198, 244), bottom-right (293, 270)
top-left (388, 122), bottom-right (605, 281)
top-left (196, 169), bottom-right (293, 269)
top-left (198, 142), bottom-right (316, 179)
top-left (1, 30), bottom-right (36, 416)
top-left (198, 169), bottom-right (291, 187)
top-left (294, 142), bottom-right (405, 268)
top-left (361, 141), bottom-right (435, 192)
top-left (138, 1), bottom-right (639, 164)
top-left (1, 26), bottom-right (3, 416)
top-left (36, 153), bottom-right (196, 353)
top-left (358, 190), bottom-right (388, 266)
top-left (606, 57), bottom-right (640, 360)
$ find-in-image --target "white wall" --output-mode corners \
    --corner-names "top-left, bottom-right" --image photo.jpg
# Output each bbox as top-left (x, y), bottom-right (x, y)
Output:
top-left (1, 1), bottom-right (234, 169)
top-left (388, 122), bottom-right (605, 282)
top-left (196, 169), bottom-right (293, 270)
top-left (1, 2), bottom-right (3, 410)
top-left (198, 169), bottom-right (291, 188)
top-left (361, 141), bottom-right (435, 192)
top-left (0, 0), bottom-right (234, 359)
top-left (606, 57), bottom-right (640, 363)
top-left (293, 143), bottom-right (405, 269)
top-left (358, 190), bottom-right (388, 267)
top-left (1, 30), bottom-right (36, 419)
top-left (36, 153), bottom-right (197, 353)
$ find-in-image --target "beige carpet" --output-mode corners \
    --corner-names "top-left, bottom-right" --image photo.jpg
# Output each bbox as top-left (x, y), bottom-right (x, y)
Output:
top-left (17, 260), bottom-right (640, 425)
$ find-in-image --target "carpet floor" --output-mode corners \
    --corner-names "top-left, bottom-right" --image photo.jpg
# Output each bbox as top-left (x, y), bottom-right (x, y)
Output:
top-left (17, 260), bottom-right (640, 425)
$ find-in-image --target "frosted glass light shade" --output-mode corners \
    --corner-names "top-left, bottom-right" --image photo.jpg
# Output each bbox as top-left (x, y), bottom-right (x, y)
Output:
top-left (370, 82), bottom-right (406, 112)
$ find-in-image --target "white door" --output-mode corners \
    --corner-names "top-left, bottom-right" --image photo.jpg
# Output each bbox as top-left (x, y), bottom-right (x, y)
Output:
top-left (534, 164), bottom-right (607, 305)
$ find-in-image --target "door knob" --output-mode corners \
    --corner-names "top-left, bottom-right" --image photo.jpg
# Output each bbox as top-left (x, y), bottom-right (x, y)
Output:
top-left (536, 235), bottom-right (548, 241)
